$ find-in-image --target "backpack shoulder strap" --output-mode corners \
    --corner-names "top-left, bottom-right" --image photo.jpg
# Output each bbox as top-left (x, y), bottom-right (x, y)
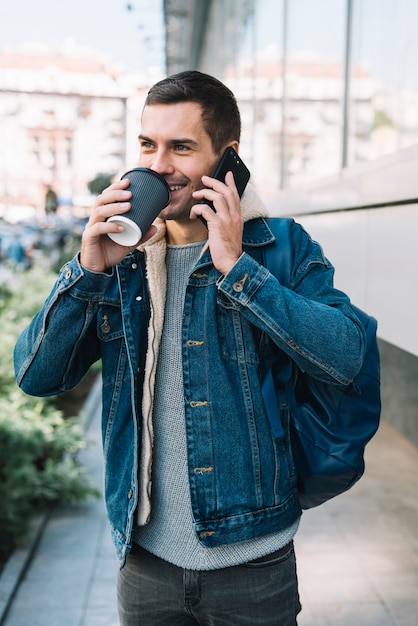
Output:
top-left (263, 217), bottom-right (294, 287)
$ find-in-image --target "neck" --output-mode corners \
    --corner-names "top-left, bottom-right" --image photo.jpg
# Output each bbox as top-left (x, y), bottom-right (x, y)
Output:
top-left (165, 219), bottom-right (208, 245)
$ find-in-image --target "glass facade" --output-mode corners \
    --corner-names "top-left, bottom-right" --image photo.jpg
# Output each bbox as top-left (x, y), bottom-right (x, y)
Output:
top-left (350, 0), bottom-right (418, 162)
top-left (209, 0), bottom-right (418, 200)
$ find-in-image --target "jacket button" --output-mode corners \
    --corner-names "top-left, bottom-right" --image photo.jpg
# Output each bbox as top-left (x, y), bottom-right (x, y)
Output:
top-left (232, 281), bottom-right (243, 292)
top-left (100, 315), bottom-right (110, 334)
top-left (127, 489), bottom-right (133, 499)
top-left (131, 263), bottom-right (138, 270)
top-left (199, 530), bottom-right (215, 539)
top-left (64, 267), bottom-right (72, 279)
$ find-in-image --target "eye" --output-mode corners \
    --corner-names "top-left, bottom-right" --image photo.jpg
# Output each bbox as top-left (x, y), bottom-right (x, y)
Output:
top-left (139, 140), bottom-right (154, 151)
top-left (174, 144), bottom-right (190, 152)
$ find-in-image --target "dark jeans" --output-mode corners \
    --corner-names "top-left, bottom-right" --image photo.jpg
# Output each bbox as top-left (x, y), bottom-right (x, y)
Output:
top-left (117, 542), bottom-right (301, 625)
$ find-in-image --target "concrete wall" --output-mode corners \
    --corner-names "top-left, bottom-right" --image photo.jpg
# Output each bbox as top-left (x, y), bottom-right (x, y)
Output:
top-left (378, 339), bottom-right (418, 447)
top-left (286, 205), bottom-right (418, 357)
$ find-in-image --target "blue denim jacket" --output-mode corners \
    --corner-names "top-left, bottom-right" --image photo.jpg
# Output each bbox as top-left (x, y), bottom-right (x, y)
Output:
top-left (14, 217), bottom-right (365, 567)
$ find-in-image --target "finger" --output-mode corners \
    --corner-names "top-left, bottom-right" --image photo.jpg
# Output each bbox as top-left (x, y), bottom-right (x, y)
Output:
top-left (97, 186), bottom-right (132, 208)
top-left (83, 218), bottom-right (125, 242)
top-left (200, 172), bottom-right (239, 205)
top-left (224, 170), bottom-right (239, 193)
top-left (201, 171), bottom-right (238, 195)
top-left (102, 177), bottom-right (130, 193)
top-left (192, 186), bottom-right (237, 219)
top-left (89, 183), bottom-right (132, 225)
top-left (91, 201), bottom-right (132, 225)
top-left (189, 202), bottom-right (215, 225)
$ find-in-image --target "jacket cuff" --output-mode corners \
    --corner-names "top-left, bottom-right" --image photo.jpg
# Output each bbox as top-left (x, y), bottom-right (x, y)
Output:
top-left (217, 252), bottom-right (269, 306)
top-left (55, 253), bottom-right (115, 300)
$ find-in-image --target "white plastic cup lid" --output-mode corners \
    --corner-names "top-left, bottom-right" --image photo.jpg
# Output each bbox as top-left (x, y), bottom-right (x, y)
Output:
top-left (107, 215), bottom-right (142, 246)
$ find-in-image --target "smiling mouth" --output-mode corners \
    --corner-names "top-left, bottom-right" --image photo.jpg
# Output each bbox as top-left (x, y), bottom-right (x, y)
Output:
top-left (169, 185), bottom-right (185, 192)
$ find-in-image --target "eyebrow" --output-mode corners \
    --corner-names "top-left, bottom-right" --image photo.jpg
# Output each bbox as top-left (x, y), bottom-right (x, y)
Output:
top-left (138, 134), bottom-right (199, 148)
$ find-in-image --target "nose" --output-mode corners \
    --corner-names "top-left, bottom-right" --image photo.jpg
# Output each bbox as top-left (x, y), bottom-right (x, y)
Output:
top-left (149, 149), bottom-right (175, 176)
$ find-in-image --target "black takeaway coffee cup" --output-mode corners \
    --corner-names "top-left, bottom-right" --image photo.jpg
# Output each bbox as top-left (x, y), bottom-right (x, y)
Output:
top-left (107, 168), bottom-right (171, 246)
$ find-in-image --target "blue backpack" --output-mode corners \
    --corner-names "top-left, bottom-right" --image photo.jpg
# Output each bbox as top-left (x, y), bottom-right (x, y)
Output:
top-left (259, 217), bottom-right (381, 509)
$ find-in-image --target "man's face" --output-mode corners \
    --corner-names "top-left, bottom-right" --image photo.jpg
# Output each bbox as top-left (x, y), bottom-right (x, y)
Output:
top-left (138, 101), bottom-right (220, 223)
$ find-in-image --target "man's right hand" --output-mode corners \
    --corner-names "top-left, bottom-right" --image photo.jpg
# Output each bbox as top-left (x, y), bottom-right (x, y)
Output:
top-left (80, 178), bottom-right (155, 273)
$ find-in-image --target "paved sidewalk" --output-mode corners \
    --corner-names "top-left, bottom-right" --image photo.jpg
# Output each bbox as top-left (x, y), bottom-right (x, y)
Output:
top-left (2, 386), bottom-right (418, 625)
top-left (296, 419), bottom-right (418, 626)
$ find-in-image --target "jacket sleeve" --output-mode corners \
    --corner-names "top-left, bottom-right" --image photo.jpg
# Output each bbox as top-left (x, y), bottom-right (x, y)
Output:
top-left (217, 221), bottom-right (366, 385)
top-left (14, 253), bottom-right (114, 397)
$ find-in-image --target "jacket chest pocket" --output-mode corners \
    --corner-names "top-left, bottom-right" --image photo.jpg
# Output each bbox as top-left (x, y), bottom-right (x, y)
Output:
top-left (217, 307), bottom-right (261, 364)
top-left (97, 305), bottom-right (128, 386)
top-left (97, 305), bottom-right (124, 342)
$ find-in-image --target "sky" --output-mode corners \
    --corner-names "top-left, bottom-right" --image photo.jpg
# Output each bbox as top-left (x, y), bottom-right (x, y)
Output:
top-left (0, 0), bottom-right (165, 75)
top-left (0, 0), bottom-right (350, 76)
top-left (2, 0), bottom-right (418, 89)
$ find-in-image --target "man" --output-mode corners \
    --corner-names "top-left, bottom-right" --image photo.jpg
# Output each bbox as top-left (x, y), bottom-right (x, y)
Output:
top-left (14, 71), bottom-right (365, 625)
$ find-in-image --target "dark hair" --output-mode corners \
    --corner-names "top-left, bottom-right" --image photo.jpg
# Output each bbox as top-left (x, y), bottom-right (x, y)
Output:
top-left (144, 70), bottom-right (241, 154)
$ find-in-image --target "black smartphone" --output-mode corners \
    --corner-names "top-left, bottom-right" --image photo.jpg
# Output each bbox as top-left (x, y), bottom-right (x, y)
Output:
top-left (199, 147), bottom-right (250, 224)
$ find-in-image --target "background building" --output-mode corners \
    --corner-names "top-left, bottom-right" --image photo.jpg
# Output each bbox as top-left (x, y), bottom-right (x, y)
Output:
top-left (0, 42), bottom-right (147, 219)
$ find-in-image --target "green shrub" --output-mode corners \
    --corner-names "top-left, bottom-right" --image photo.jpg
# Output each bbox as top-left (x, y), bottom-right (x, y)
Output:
top-left (0, 257), bottom-right (100, 565)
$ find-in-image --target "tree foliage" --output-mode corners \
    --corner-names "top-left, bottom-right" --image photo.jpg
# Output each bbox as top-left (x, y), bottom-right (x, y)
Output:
top-left (87, 172), bottom-right (115, 195)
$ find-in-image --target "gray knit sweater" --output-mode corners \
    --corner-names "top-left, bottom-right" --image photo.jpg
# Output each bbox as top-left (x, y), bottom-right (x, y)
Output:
top-left (134, 241), bottom-right (299, 570)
